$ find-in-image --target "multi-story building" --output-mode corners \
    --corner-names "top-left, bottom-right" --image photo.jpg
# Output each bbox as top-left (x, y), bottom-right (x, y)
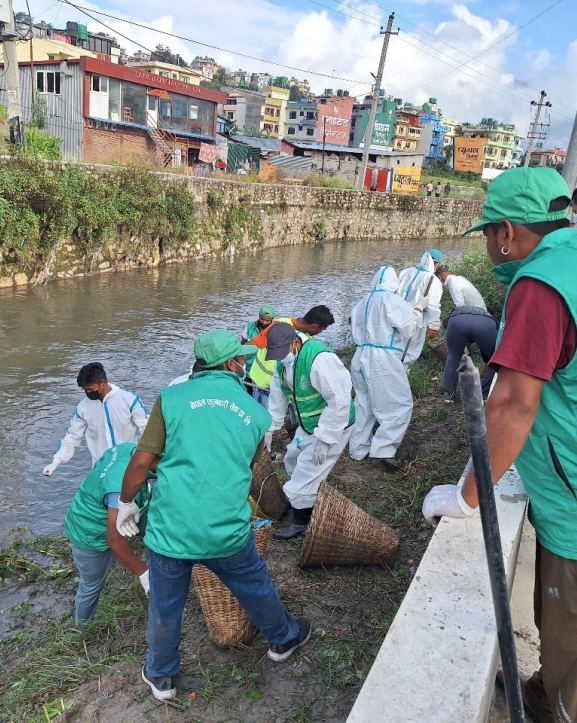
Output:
top-left (457, 120), bottom-right (520, 169)
top-left (126, 60), bottom-right (203, 86)
top-left (191, 56), bottom-right (218, 81)
top-left (128, 50), bottom-right (151, 63)
top-left (284, 93), bottom-right (354, 146)
top-left (392, 105), bottom-right (422, 153)
top-left (219, 87), bottom-right (266, 134)
top-left (261, 86), bottom-right (290, 137)
top-left (529, 146), bottom-right (566, 167)
top-left (0, 52), bottom-right (225, 167)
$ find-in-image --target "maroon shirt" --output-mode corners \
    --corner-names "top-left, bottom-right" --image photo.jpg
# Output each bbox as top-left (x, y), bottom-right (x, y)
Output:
top-left (490, 278), bottom-right (577, 380)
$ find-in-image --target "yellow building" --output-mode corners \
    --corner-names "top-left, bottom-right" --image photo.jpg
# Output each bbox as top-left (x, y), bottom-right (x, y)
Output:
top-left (392, 109), bottom-right (421, 152)
top-left (127, 60), bottom-right (203, 86)
top-left (261, 85), bottom-right (290, 137)
top-left (457, 122), bottom-right (519, 170)
top-left (0, 37), bottom-right (96, 64)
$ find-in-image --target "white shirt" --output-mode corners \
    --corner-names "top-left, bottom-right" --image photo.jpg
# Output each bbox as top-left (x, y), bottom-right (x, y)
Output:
top-left (444, 274), bottom-right (487, 310)
top-left (52, 384), bottom-right (149, 467)
top-left (268, 351), bottom-right (352, 445)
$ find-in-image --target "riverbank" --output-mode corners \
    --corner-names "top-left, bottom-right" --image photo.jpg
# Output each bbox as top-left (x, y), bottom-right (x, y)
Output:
top-left (0, 345), bottom-right (470, 723)
top-left (0, 159), bottom-right (483, 288)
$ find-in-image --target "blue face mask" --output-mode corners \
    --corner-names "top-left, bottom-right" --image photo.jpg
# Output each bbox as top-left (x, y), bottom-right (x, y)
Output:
top-left (281, 352), bottom-right (296, 368)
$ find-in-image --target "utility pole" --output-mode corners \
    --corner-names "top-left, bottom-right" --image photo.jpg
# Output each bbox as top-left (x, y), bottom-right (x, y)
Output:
top-left (0, 0), bottom-right (23, 145)
top-left (524, 90), bottom-right (551, 167)
top-left (562, 111), bottom-right (577, 196)
top-left (357, 13), bottom-right (397, 191)
top-left (321, 116), bottom-right (327, 176)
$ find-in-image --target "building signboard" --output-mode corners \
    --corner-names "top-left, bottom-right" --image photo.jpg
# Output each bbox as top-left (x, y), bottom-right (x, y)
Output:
top-left (392, 166), bottom-right (421, 195)
top-left (454, 136), bottom-right (487, 173)
top-left (316, 98), bottom-right (353, 146)
top-left (359, 102), bottom-right (396, 148)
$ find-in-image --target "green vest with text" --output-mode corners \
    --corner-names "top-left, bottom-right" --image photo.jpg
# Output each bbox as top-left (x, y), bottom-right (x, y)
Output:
top-left (493, 227), bottom-right (577, 560)
top-left (144, 371), bottom-right (271, 560)
top-left (278, 339), bottom-right (355, 435)
top-left (250, 317), bottom-right (293, 390)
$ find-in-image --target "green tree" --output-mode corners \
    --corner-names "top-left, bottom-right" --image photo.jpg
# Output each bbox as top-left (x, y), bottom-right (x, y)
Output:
top-left (443, 143), bottom-right (453, 167)
top-left (289, 85), bottom-right (302, 102)
top-left (31, 98), bottom-right (48, 129)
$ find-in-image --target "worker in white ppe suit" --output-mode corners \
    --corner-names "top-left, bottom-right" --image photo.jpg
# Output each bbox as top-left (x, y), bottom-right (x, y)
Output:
top-left (43, 362), bottom-right (148, 475)
top-left (266, 323), bottom-right (355, 540)
top-left (395, 250), bottom-right (444, 370)
top-left (349, 266), bottom-right (428, 471)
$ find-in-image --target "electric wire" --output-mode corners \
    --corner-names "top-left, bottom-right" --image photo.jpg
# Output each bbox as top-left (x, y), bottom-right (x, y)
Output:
top-left (58, 0), bottom-right (376, 87)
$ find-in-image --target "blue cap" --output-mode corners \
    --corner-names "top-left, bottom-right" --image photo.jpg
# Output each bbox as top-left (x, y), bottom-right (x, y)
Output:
top-left (429, 249), bottom-right (443, 263)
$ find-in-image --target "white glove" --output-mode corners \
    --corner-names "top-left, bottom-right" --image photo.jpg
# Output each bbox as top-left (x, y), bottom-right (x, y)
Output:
top-left (43, 460), bottom-right (61, 476)
top-left (415, 294), bottom-right (430, 311)
top-left (422, 485), bottom-right (477, 524)
top-left (139, 569), bottom-right (150, 596)
top-left (116, 499), bottom-right (141, 538)
top-left (312, 439), bottom-right (331, 467)
top-left (264, 431), bottom-right (273, 453)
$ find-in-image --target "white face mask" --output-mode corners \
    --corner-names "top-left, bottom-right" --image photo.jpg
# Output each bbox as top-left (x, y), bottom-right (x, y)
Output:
top-left (281, 351), bottom-right (296, 368)
top-left (231, 359), bottom-right (246, 380)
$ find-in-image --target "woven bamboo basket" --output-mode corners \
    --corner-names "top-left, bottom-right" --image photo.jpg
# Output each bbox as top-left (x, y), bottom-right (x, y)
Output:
top-left (249, 449), bottom-right (289, 521)
top-left (298, 482), bottom-right (399, 568)
top-left (429, 337), bottom-right (449, 363)
top-left (193, 524), bottom-right (272, 647)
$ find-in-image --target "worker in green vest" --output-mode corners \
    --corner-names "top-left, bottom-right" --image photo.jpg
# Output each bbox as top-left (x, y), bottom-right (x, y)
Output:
top-left (241, 304), bottom-right (276, 408)
top-left (116, 330), bottom-right (311, 701)
top-left (63, 442), bottom-right (150, 627)
top-left (422, 167), bottom-right (577, 722)
top-left (265, 323), bottom-right (355, 540)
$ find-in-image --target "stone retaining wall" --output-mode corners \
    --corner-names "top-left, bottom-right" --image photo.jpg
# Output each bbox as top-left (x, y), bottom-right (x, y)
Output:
top-left (0, 172), bottom-right (484, 288)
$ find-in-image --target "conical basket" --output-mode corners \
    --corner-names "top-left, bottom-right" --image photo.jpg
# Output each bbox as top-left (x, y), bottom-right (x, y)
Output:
top-left (298, 482), bottom-right (399, 568)
top-left (429, 337), bottom-right (449, 363)
top-left (250, 450), bottom-right (289, 521)
top-left (193, 524), bottom-right (272, 648)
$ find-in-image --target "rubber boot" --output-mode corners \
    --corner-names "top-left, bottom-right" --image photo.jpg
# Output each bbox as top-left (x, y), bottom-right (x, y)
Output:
top-left (273, 507), bottom-right (313, 541)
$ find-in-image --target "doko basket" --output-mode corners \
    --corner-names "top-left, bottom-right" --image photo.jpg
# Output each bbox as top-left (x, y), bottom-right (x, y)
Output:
top-left (298, 482), bottom-right (399, 568)
top-left (250, 449), bottom-right (290, 521)
top-left (193, 523), bottom-right (273, 647)
top-left (429, 337), bottom-right (449, 363)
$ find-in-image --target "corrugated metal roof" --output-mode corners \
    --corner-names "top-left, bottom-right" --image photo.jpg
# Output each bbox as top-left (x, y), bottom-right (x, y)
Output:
top-left (231, 135), bottom-right (282, 152)
top-left (287, 141), bottom-right (423, 158)
top-left (268, 155), bottom-right (312, 170)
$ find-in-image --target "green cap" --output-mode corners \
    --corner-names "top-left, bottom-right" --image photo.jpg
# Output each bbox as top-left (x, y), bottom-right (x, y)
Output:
top-left (464, 167), bottom-right (571, 236)
top-left (259, 304), bottom-right (276, 319)
top-left (194, 330), bottom-right (257, 368)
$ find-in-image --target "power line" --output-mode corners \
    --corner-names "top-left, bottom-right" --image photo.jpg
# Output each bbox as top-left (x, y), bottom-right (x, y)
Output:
top-left (58, 0), bottom-right (375, 87)
top-left (310, 0), bottom-right (576, 121)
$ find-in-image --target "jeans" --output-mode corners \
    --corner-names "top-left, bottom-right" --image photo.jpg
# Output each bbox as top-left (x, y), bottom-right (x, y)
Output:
top-left (443, 313), bottom-right (497, 397)
top-left (252, 387), bottom-right (270, 409)
top-left (71, 545), bottom-right (114, 627)
top-left (145, 534), bottom-right (300, 678)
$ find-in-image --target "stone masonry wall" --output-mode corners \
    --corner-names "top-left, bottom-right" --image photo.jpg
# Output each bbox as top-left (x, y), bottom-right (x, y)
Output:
top-left (0, 171), bottom-right (484, 288)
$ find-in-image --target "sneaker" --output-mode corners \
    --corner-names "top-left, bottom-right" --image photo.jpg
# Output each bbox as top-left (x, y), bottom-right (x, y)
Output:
top-left (142, 665), bottom-right (177, 701)
top-left (442, 391), bottom-right (455, 404)
top-left (267, 617), bottom-right (311, 662)
top-left (370, 457), bottom-right (401, 472)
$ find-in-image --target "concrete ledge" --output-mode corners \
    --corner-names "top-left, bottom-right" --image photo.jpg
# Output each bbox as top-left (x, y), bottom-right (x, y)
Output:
top-left (347, 465), bottom-right (527, 723)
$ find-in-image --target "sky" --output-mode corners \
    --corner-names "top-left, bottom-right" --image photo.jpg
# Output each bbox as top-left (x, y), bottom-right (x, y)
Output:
top-left (16, 0), bottom-right (577, 146)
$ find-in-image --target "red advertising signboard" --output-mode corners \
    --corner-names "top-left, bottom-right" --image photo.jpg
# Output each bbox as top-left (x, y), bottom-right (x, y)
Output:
top-left (317, 97), bottom-right (354, 146)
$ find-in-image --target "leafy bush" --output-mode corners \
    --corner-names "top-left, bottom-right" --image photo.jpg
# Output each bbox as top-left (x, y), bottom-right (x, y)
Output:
top-left (23, 127), bottom-right (62, 160)
top-left (304, 174), bottom-right (356, 190)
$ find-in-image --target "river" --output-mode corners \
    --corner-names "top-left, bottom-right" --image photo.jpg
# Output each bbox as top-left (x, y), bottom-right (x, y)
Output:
top-left (0, 237), bottom-right (469, 537)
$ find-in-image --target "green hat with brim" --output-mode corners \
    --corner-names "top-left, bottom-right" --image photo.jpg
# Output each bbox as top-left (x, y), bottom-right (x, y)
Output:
top-left (194, 330), bottom-right (257, 368)
top-left (463, 167), bottom-right (571, 236)
top-left (259, 304), bottom-right (276, 319)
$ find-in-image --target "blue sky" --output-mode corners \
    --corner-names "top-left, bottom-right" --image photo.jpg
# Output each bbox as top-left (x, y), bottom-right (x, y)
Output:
top-left (17, 0), bottom-right (577, 145)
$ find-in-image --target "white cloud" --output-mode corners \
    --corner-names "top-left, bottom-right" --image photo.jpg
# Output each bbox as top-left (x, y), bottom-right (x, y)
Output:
top-left (19, 0), bottom-right (577, 146)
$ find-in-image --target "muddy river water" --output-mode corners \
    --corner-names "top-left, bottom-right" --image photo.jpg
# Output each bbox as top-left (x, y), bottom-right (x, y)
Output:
top-left (0, 237), bottom-right (468, 537)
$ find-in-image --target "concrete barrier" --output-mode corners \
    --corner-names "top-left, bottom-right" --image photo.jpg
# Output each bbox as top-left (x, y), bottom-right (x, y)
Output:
top-left (346, 465), bottom-right (527, 723)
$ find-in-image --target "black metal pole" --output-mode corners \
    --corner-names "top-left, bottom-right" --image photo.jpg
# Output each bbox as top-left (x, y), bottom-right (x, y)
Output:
top-left (458, 355), bottom-right (525, 723)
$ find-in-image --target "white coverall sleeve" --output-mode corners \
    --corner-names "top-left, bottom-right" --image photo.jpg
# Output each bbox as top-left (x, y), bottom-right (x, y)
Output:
top-left (388, 299), bottom-right (424, 342)
top-left (52, 408), bottom-right (88, 464)
top-left (130, 395), bottom-right (149, 435)
top-left (268, 367), bottom-right (289, 431)
top-left (447, 276), bottom-right (465, 307)
top-left (310, 354), bottom-right (353, 446)
top-left (425, 276), bottom-right (443, 331)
